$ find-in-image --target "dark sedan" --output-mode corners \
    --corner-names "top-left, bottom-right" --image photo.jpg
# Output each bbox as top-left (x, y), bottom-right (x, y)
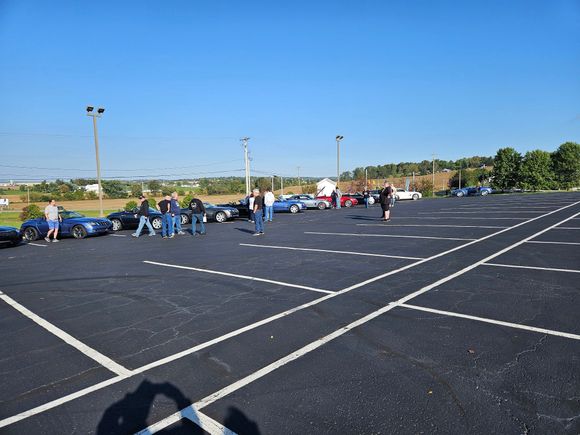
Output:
top-left (179, 203), bottom-right (239, 224)
top-left (107, 207), bottom-right (164, 231)
top-left (0, 226), bottom-right (22, 247)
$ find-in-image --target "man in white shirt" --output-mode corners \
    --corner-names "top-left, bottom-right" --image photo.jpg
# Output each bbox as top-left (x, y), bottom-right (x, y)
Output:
top-left (44, 199), bottom-right (61, 243)
top-left (263, 188), bottom-right (276, 222)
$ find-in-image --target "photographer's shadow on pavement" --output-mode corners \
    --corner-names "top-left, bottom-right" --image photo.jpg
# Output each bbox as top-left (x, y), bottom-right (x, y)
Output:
top-left (96, 379), bottom-right (202, 435)
top-left (224, 406), bottom-right (261, 435)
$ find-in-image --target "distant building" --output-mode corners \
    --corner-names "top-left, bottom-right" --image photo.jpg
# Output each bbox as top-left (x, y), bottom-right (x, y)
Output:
top-left (84, 184), bottom-right (100, 193)
top-left (316, 178), bottom-right (337, 196)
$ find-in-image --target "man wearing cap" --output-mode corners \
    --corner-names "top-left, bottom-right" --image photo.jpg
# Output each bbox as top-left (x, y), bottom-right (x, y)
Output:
top-left (132, 195), bottom-right (156, 237)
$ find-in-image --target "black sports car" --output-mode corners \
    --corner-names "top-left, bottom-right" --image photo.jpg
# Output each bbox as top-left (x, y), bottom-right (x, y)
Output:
top-left (179, 203), bottom-right (239, 224)
top-left (107, 207), bottom-right (165, 231)
top-left (0, 226), bottom-right (22, 247)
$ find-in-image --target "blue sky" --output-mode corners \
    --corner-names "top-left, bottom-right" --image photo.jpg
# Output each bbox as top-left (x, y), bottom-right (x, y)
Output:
top-left (1, 0), bottom-right (579, 181)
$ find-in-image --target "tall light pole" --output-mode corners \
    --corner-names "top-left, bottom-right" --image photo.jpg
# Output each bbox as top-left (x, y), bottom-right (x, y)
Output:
top-left (431, 153), bottom-right (437, 197)
top-left (86, 106), bottom-right (105, 217)
top-left (241, 137), bottom-right (250, 196)
top-left (336, 135), bottom-right (344, 185)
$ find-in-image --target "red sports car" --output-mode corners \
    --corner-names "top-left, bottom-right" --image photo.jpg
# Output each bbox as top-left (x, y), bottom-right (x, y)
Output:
top-left (316, 195), bottom-right (358, 207)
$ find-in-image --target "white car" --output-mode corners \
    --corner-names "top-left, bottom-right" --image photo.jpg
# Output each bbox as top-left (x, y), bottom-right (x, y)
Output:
top-left (394, 188), bottom-right (422, 200)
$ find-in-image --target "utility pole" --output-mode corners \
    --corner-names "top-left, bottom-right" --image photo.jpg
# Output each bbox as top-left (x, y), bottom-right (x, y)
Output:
top-left (271, 175), bottom-right (274, 192)
top-left (281, 176), bottom-right (284, 195)
top-left (297, 166), bottom-right (301, 192)
top-left (27, 185), bottom-right (30, 205)
top-left (458, 166), bottom-right (462, 190)
top-left (241, 137), bottom-right (250, 196)
top-left (365, 168), bottom-right (368, 187)
top-left (431, 153), bottom-right (436, 197)
top-left (336, 135), bottom-right (344, 186)
top-left (86, 106), bottom-right (105, 217)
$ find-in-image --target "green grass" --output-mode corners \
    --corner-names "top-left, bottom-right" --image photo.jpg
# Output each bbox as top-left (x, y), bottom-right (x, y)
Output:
top-left (0, 209), bottom-right (118, 227)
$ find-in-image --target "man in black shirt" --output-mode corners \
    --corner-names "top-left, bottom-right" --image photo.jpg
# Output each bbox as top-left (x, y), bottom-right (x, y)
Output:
top-left (362, 188), bottom-right (371, 209)
top-left (158, 194), bottom-right (174, 238)
top-left (132, 195), bottom-right (156, 237)
top-left (379, 182), bottom-right (392, 222)
top-left (252, 188), bottom-right (264, 235)
top-left (188, 197), bottom-right (207, 236)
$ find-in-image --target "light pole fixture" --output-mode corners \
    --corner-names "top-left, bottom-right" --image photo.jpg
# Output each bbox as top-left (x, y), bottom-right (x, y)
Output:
top-left (336, 135), bottom-right (344, 185)
top-left (86, 106), bottom-right (105, 217)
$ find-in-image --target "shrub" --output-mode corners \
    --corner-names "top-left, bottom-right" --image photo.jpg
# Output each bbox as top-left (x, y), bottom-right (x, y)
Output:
top-left (124, 201), bottom-right (138, 211)
top-left (417, 179), bottom-right (434, 197)
top-left (20, 204), bottom-right (43, 221)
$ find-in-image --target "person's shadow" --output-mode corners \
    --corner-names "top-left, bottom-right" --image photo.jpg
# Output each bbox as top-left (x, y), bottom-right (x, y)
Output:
top-left (96, 379), bottom-right (202, 435)
top-left (235, 227), bottom-right (255, 234)
top-left (224, 406), bottom-right (261, 435)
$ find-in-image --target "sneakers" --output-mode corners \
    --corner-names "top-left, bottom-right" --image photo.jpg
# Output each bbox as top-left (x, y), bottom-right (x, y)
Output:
top-left (148, 233), bottom-right (156, 237)
top-left (169, 234), bottom-right (175, 238)
top-left (131, 233), bottom-right (139, 238)
top-left (178, 231), bottom-right (186, 235)
top-left (52, 239), bottom-right (59, 243)
top-left (253, 232), bottom-right (261, 236)
top-left (44, 237), bottom-right (50, 242)
top-left (162, 236), bottom-right (168, 239)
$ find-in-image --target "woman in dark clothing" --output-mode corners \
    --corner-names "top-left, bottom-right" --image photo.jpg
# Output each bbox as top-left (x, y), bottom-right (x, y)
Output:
top-left (379, 182), bottom-right (392, 221)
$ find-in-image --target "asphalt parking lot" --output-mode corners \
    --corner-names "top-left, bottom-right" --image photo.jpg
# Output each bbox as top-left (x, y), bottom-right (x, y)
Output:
top-left (1, 192), bottom-right (579, 434)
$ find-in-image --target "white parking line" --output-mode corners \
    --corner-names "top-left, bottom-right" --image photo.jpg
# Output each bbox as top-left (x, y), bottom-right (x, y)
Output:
top-left (2, 201), bottom-right (579, 430)
top-left (398, 304), bottom-right (580, 340)
top-left (356, 224), bottom-right (508, 229)
top-left (483, 262), bottom-right (580, 274)
top-left (401, 216), bottom-right (531, 220)
top-left (0, 291), bottom-right (131, 377)
top-left (109, 234), bottom-right (127, 237)
top-left (240, 243), bottom-right (424, 260)
top-left (138, 208), bottom-right (580, 434)
top-left (554, 227), bottom-right (580, 230)
top-left (526, 240), bottom-right (580, 246)
top-left (420, 211), bottom-right (546, 214)
top-left (304, 231), bottom-right (475, 241)
top-left (26, 243), bottom-right (48, 247)
top-left (143, 260), bottom-right (334, 294)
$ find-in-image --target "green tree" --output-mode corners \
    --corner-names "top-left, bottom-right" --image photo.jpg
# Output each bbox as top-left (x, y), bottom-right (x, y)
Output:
top-left (102, 180), bottom-right (128, 198)
top-left (552, 142), bottom-right (580, 189)
top-left (19, 204), bottom-right (43, 221)
top-left (130, 183), bottom-right (143, 197)
top-left (124, 200), bottom-right (138, 211)
top-left (520, 150), bottom-right (555, 191)
top-left (148, 180), bottom-right (162, 194)
top-left (491, 147), bottom-right (522, 190)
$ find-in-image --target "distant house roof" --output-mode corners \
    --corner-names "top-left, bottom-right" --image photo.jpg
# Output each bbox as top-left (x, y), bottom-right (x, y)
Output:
top-left (316, 178), bottom-right (336, 186)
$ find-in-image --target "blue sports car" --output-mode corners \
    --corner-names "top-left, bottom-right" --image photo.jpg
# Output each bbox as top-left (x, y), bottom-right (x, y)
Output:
top-left (21, 210), bottom-right (112, 241)
top-left (451, 186), bottom-right (493, 197)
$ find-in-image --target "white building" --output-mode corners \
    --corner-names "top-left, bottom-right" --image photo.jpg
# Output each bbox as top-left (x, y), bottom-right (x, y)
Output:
top-left (84, 184), bottom-right (100, 193)
top-left (316, 178), bottom-right (337, 196)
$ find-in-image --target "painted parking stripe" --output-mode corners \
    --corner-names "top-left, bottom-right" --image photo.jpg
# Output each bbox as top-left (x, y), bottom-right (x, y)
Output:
top-left (138, 207), bottom-right (580, 434)
top-left (356, 224), bottom-right (508, 229)
top-left (398, 304), bottom-right (580, 340)
top-left (526, 240), bottom-right (580, 246)
top-left (0, 291), bottom-right (131, 376)
top-left (26, 243), bottom-right (48, 247)
top-left (401, 216), bottom-right (531, 220)
top-left (3, 201), bottom-right (579, 430)
top-left (143, 260), bottom-right (334, 294)
top-left (240, 243), bottom-right (424, 260)
top-left (304, 231), bottom-right (475, 241)
top-left (554, 227), bottom-right (580, 230)
top-left (109, 234), bottom-right (127, 237)
top-left (483, 262), bottom-right (580, 274)
top-left (419, 211), bottom-right (546, 214)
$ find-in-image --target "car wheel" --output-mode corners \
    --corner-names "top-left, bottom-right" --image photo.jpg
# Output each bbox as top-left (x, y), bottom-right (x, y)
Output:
top-left (111, 218), bottom-right (123, 231)
top-left (481, 190), bottom-right (489, 196)
top-left (23, 227), bottom-right (39, 241)
top-left (368, 197), bottom-right (375, 205)
top-left (152, 217), bottom-right (162, 230)
top-left (289, 204), bottom-right (299, 213)
top-left (344, 200), bottom-right (353, 208)
top-left (456, 191), bottom-right (464, 197)
top-left (412, 194), bottom-right (419, 200)
top-left (215, 211), bottom-right (227, 223)
top-left (180, 214), bottom-right (189, 225)
top-left (317, 202), bottom-right (326, 210)
top-left (72, 225), bottom-right (88, 239)
top-left (395, 195), bottom-right (400, 201)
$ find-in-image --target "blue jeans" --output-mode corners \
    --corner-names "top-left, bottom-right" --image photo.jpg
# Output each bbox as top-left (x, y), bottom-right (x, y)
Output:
top-left (336, 199), bottom-right (341, 209)
top-left (162, 214), bottom-right (173, 237)
top-left (191, 213), bottom-right (206, 235)
top-left (265, 205), bottom-right (273, 221)
top-left (364, 198), bottom-right (369, 208)
top-left (135, 215), bottom-right (155, 236)
top-left (254, 212), bottom-right (264, 233)
top-left (173, 213), bottom-right (182, 233)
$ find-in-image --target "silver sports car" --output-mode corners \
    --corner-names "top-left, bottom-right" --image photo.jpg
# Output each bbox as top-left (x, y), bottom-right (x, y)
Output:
top-left (284, 194), bottom-right (331, 210)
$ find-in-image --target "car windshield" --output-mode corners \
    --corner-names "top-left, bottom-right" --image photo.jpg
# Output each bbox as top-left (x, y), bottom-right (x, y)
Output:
top-left (60, 211), bottom-right (85, 219)
top-left (148, 207), bottom-right (157, 213)
top-left (204, 203), bottom-right (216, 207)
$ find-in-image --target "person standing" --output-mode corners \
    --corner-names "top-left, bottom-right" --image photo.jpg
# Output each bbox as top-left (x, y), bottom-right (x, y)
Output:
top-left (44, 199), bottom-right (61, 242)
top-left (158, 194), bottom-right (174, 239)
top-left (362, 187), bottom-right (371, 209)
top-left (379, 182), bottom-right (392, 221)
top-left (132, 195), bottom-right (156, 237)
top-left (248, 193), bottom-right (255, 223)
top-left (390, 185), bottom-right (397, 208)
top-left (252, 188), bottom-right (264, 235)
top-left (171, 192), bottom-right (186, 235)
top-left (335, 187), bottom-right (342, 209)
top-left (188, 196), bottom-right (206, 236)
top-left (264, 188), bottom-right (275, 222)
top-left (330, 189), bottom-right (337, 209)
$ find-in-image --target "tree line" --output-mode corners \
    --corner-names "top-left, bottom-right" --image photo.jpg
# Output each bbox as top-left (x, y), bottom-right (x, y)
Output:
top-left (491, 142), bottom-right (580, 191)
